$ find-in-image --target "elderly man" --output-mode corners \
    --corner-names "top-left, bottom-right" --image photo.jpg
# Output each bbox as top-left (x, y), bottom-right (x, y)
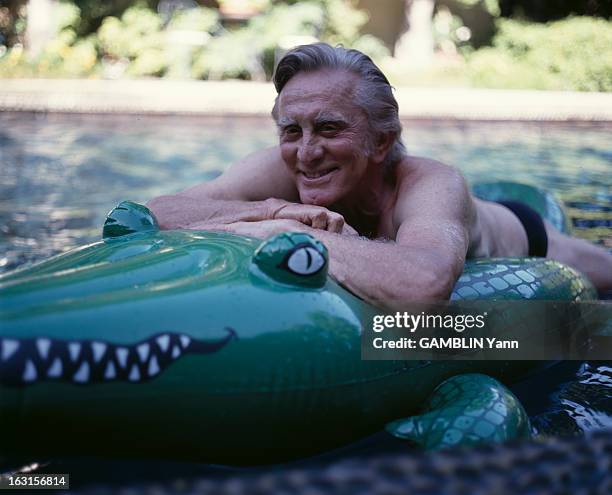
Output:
top-left (148, 43), bottom-right (612, 308)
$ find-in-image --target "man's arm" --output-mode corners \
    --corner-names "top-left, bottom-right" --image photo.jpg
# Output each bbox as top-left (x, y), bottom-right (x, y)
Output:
top-left (147, 147), bottom-right (298, 229)
top-left (210, 218), bottom-right (463, 308)
top-left (312, 231), bottom-right (463, 307)
top-left (316, 163), bottom-right (471, 305)
top-left (212, 160), bottom-right (474, 307)
top-left (147, 146), bottom-right (351, 233)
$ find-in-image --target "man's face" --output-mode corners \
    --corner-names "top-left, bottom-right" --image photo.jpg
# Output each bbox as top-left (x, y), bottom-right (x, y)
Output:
top-left (275, 69), bottom-right (373, 207)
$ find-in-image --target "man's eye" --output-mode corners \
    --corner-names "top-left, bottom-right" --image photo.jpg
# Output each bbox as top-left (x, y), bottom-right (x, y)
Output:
top-left (319, 124), bottom-right (339, 134)
top-left (284, 126), bottom-right (301, 136)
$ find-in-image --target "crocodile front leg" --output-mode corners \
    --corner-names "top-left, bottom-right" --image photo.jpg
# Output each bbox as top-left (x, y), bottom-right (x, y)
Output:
top-left (386, 373), bottom-right (531, 450)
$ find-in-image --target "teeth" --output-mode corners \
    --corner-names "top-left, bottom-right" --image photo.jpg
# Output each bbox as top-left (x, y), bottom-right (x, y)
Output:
top-left (92, 342), bottom-right (107, 362)
top-left (116, 348), bottom-right (128, 368)
top-left (23, 360), bottom-right (37, 382)
top-left (179, 335), bottom-right (191, 349)
top-left (1, 339), bottom-right (19, 361)
top-left (156, 334), bottom-right (170, 352)
top-left (68, 342), bottom-right (81, 362)
top-left (4, 334), bottom-right (198, 385)
top-left (304, 169), bottom-right (333, 179)
top-left (47, 358), bottom-right (62, 378)
top-left (73, 362), bottom-right (90, 383)
top-left (128, 365), bottom-right (140, 382)
top-left (104, 361), bottom-right (116, 380)
top-left (137, 343), bottom-right (150, 362)
top-left (36, 338), bottom-right (51, 360)
top-left (148, 356), bottom-right (160, 376)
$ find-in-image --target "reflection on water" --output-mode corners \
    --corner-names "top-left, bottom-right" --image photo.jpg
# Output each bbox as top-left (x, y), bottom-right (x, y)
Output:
top-left (530, 362), bottom-right (612, 434)
top-left (0, 113), bottom-right (275, 270)
top-left (0, 112), bottom-right (610, 440)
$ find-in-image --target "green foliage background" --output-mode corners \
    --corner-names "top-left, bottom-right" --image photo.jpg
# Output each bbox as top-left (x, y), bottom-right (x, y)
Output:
top-left (467, 17), bottom-right (612, 91)
top-left (0, 0), bottom-right (610, 91)
top-left (0, 0), bottom-right (388, 79)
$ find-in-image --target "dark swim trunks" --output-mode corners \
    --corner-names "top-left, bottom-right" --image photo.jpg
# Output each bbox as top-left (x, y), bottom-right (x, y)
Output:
top-left (496, 201), bottom-right (549, 257)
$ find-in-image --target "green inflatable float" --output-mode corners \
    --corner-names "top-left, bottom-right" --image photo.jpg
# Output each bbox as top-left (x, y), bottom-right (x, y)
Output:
top-left (0, 183), bottom-right (597, 464)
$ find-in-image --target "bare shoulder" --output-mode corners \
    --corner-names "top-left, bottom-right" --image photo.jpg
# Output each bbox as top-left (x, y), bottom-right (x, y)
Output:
top-left (389, 155), bottom-right (474, 287)
top-left (180, 146), bottom-right (299, 202)
top-left (393, 155), bottom-right (472, 226)
top-left (400, 155), bottom-right (465, 183)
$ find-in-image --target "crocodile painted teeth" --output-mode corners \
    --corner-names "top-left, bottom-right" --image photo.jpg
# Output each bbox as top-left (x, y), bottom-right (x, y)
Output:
top-left (36, 339), bottom-right (51, 360)
top-left (47, 358), bottom-right (62, 377)
top-left (180, 335), bottom-right (191, 349)
top-left (68, 342), bottom-right (81, 362)
top-left (92, 342), bottom-right (107, 362)
top-left (137, 343), bottom-right (150, 362)
top-left (148, 356), bottom-right (160, 376)
top-left (129, 365), bottom-right (140, 382)
top-left (104, 361), bottom-right (116, 379)
top-left (73, 362), bottom-right (90, 383)
top-left (0, 329), bottom-right (237, 387)
top-left (2, 340), bottom-right (19, 361)
top-left (23, 360), bottom-right (37, 382)
top-left (116, 348), bottom-right (129, 368)
top-left (156, 334), bottom-right (170, 352)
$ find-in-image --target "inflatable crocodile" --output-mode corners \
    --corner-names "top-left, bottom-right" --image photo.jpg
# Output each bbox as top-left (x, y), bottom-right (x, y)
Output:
top-left (0, 183), bottom-right (597, 465)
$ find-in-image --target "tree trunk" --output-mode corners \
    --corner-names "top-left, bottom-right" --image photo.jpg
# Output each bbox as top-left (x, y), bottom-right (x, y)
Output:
top-left (25, 0), bottom-right (57, 58)
top-left (394, 0), bottom-right (435, 69)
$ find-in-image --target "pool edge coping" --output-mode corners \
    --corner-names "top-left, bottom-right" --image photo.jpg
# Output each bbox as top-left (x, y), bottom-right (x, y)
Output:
top-left (1, 79), bottom-right (612, 121)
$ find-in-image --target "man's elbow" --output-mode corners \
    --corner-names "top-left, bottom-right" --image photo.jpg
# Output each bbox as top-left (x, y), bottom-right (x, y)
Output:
top-left (425, 255), bottom-right (463, 300)
top-left (410, 266), bottom-right (456, 301)
top-left (146, 195), bottom-right (180, 230)
top-left (425, 274), bottom-right (455, 300)
top-left (385, 259), bottom-right (460, 307)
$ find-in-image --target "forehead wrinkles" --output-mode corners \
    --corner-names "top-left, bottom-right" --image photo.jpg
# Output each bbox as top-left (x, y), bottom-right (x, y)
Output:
top-left (277, 70), bottom-right (362, 120)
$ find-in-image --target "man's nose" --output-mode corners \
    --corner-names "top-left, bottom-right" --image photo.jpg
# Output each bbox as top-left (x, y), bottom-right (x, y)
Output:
top-left (297, 136), bottom-right (324, 165)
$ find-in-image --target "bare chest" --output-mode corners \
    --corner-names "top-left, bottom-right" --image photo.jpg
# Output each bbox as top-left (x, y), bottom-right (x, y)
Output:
top-left (345, 208), bottom-right (398, 240)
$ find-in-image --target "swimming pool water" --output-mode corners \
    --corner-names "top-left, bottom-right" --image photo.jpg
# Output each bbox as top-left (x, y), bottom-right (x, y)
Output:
top-left (1, 113), bottom-right (610, 270)
top-left (0, 111), bottom-right (611, 438)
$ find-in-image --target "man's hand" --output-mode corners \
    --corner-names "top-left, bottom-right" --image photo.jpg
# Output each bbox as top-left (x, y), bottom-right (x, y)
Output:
top-left (186, 218), bottom-right (358, 239)
top-left (197, 219), bottom-right (310, 239)
top-left (266, 199), bottom-right (350, 234)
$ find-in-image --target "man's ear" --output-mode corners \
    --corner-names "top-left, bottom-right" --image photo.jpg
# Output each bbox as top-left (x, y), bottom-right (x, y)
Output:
top-left (372, 132), bottom-right (395, 164)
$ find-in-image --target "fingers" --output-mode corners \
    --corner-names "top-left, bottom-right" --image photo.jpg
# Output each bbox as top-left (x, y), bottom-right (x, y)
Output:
top-left (310, 211), bottom-right (328, 230)
top-left (327, 213), bottom-right (345, 233)
top-left (269, 202), bottom-right (347, 233)
top-left (297, 207), bottom-right (346, 232)
top-left (305, 210), bottom-right (345, 232)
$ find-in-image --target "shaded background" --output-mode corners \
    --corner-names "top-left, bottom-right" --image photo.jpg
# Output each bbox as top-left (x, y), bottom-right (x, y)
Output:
top-left (0, 0), bottom-right (611, 90)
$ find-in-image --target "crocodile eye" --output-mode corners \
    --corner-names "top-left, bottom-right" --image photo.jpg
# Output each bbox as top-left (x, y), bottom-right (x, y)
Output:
top-left (251, 233), bottom-right (328, 288)
top-left (283, 245), bottom-right (326, 276)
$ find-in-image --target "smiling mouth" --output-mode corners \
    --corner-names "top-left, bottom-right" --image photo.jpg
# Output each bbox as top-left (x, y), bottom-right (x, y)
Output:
top-left (300, 168), bottom-right (338, 180)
